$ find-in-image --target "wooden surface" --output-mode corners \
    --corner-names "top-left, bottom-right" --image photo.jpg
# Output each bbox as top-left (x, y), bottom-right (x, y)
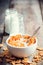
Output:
top-left (0, 1), bottom-right (43, 65)
top-left (0, 35), bottom-right (43, 65)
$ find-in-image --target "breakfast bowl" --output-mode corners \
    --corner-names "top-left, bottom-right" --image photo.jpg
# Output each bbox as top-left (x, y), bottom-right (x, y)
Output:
top-left (6, 34), bottom-right (37, 58)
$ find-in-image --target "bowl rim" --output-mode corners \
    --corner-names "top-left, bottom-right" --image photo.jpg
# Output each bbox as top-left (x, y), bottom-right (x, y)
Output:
top-left (6, 34), bottom-right (37, 49)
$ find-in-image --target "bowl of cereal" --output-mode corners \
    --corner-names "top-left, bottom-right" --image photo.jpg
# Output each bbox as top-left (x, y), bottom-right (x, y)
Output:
top-left (6, 34), bottom-right (37, 57)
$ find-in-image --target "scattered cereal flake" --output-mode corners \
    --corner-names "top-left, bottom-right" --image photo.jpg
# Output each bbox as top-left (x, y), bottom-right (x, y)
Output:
top-left (32, 55), bottom-right (41, 63)
top-left (22, 57), bottom-right (32, 64)
top-left (32, 58), bottom-right (41, 63)
top-left (10, 57), bottom-right (16, 60)
top-left (2, 47), bottom-right (8, 51)
top-left (30, 62), bottom-right (36, 65)
top-left (38, 51), bottom-right (43, 57)
top-left (6, 58), bottom-right (12, 62)
top-left (10, 61), bottom-right (15, 65)
top-left (24, 57), bottom-right (29, 61)
top-left (5, 54), bottom-right (11, 59)
top-left (15, 60), bottom-right (21, 64)
top-left (37, 47), bottom-right (43, 51)
top-left (33, 55), bottom-right (41, 59)
top-left (3, 50), bottom-right (9, 56)
top-left (0, 53), bottom-right (4, 57)
top-left (41, 57), bottom-right (43, 60)
top-left (15, 64), bottom-right (24, 65)
top-left (0, 44), bottom-right (3, 48)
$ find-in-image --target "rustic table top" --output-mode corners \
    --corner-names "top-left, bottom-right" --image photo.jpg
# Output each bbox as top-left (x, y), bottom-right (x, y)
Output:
top-left (0, 0), bottom-right (43, 65)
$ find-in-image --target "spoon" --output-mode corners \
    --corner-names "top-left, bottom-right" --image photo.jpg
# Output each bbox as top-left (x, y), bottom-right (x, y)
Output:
top-left (27, 26), bottom-right (40, 43)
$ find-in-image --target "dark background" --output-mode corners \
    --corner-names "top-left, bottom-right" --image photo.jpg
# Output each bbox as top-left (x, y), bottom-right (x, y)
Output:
top-left (0, 0), bottom-right (43, 24)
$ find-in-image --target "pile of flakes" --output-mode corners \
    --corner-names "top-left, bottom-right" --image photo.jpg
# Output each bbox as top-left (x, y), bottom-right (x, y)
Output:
top-left (0, 44), bottom-right (43, 65)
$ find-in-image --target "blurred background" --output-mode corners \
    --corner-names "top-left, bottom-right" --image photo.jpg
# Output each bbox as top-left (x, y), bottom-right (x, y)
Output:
top-left (0, 0), bottom-right (43, 47)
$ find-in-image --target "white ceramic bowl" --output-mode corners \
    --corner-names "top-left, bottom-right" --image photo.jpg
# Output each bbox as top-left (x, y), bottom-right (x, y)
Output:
top-left (6, 34), bottom-right (37, 58)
